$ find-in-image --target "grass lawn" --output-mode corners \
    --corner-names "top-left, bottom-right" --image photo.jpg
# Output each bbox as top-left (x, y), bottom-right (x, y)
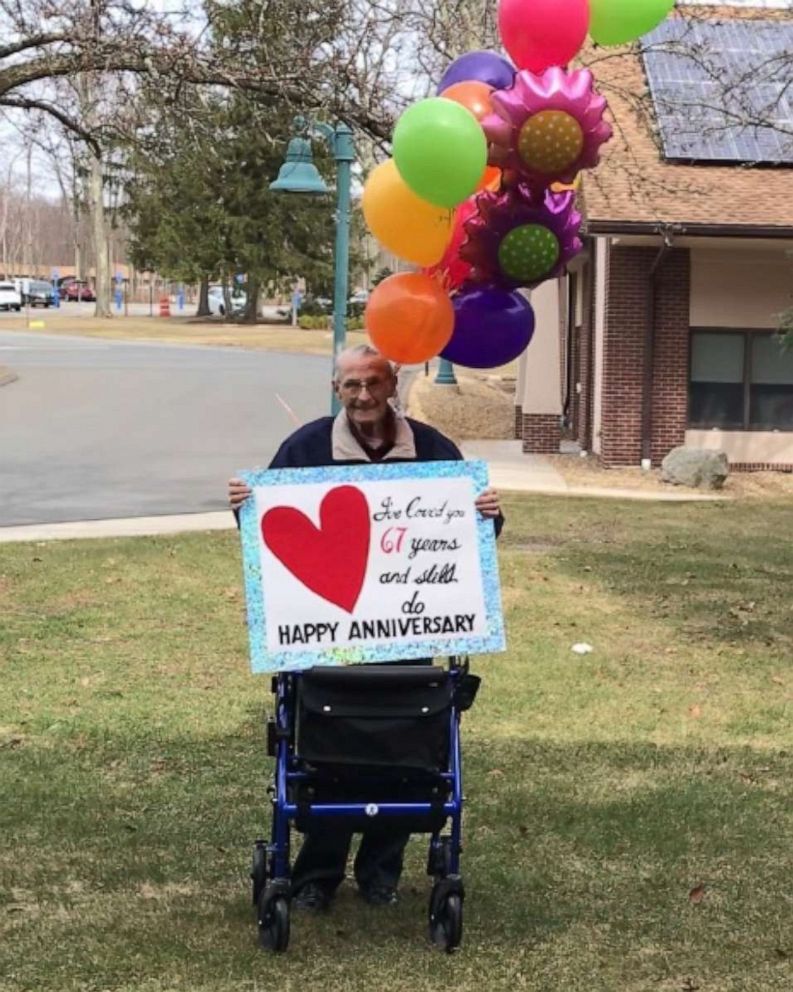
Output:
top-left (1, 495), bottom-right (791, 992)
top-left (1, 313), bottom-right (368, 355)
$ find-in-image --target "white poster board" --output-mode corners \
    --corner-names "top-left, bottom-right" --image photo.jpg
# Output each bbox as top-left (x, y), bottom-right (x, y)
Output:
top-left (238, 460), bottom-right (505, 672)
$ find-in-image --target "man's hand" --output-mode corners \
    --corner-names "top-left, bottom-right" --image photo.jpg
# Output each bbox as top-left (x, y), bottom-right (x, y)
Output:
top-left (475, 488), bottom-right (501, 519)
top-left (228, 477), bottom-right (252, 510)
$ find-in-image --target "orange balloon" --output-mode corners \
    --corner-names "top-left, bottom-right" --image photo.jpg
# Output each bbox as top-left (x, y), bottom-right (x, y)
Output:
top-left (442, 81), bottom-right (495, 122)
top-left (477, 164), bottom-right (502, 192)
top-left (366, 273), bottom-right (454, 364)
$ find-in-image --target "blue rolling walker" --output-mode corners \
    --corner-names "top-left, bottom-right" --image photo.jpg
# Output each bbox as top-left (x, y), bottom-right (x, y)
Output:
top-left (251, 658), bottom-right (480, 952)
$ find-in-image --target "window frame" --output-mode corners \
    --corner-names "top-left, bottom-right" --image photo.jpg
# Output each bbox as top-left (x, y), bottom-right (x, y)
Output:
top-left (688, 327), bottom-right (793, 433)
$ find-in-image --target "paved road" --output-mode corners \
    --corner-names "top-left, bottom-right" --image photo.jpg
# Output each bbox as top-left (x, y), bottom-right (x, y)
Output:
top-left (0, 332), bottom-right (329, 525)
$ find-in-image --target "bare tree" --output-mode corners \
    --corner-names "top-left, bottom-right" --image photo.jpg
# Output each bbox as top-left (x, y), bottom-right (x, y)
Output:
top-left (0, 149), bottom-right (26, 276)
top-left (0, 0), bottom-right (400, 142)
top-left (1, 0), bottom-right (420, 311)
top-left (394, 0), bottom-right (500, 85)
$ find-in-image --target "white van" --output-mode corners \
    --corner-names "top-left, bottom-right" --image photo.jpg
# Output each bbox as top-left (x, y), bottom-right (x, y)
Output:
top-left (14, 278), bottom-right (54, 307)
top-left (0, 282), bottom-right (22, 311)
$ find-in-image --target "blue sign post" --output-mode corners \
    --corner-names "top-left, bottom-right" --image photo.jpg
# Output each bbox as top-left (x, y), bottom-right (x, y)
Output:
top-left (290, 289), bottom-right (303, 327)
top-left (114, 273), bottom-right (123, 312)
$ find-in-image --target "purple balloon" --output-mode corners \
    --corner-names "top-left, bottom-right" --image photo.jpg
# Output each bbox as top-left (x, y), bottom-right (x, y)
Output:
top-left (442, 286), bottom-right (535, 369)
top-left (437, 50), bottom-right (515, 95)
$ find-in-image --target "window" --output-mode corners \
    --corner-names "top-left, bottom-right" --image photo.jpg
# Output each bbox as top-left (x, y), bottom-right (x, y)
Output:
top-left (750, 334), bottom-right (793, 429)
top-left (689, 331), bottom-right (793, 431)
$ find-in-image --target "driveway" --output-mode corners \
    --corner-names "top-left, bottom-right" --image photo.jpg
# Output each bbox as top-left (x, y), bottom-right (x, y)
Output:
top-left (0, 332), bottom-right (330, 525)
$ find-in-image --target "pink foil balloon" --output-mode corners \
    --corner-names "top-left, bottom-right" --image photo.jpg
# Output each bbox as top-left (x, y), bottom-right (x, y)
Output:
top-left (460, 185), bottom-right (582, 290)
top-left (483, 67), bottom-right (612, 187)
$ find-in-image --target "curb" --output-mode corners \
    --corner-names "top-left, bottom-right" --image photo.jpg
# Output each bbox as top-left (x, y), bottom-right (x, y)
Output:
top-left (0, 511), bottom-right (235, 544)
top-left (0, 365), bottom-right (18, 387)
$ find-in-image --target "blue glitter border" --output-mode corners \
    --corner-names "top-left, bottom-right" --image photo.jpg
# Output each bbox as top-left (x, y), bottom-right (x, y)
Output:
top-left (238, 460), bottom-right (506, 673)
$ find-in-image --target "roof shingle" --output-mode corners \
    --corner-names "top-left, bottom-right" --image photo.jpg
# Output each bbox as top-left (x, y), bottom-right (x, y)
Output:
top-left (578, 5), bottom-right (793, 231)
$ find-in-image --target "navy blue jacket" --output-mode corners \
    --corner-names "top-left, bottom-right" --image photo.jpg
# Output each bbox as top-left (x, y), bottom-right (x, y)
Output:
top-left (268, 416), bottom-right (462, 468)
top-left (267, 416), bottom-right (503, 537)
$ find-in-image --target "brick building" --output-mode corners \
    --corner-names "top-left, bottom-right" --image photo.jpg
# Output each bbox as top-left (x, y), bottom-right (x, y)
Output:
top-left (515, 4), bottom-right (793, 470)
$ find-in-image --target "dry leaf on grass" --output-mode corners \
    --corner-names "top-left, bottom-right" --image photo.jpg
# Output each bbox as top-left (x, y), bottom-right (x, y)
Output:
top-left (688, 884), bottom-right (706, 904)
top-left (688, 704), bottom-right (702, 719)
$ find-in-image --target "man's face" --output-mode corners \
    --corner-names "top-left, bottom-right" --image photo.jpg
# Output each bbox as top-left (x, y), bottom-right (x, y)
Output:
top-left (334, 355), bottom-right (396, 430)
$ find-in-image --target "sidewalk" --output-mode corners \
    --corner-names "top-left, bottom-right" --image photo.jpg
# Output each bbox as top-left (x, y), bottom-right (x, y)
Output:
top-left (461, 440), bottom-right (728, 502)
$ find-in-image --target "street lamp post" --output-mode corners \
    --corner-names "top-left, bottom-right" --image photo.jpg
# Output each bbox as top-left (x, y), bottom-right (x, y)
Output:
top-left (270, 116), bottom-right (354, 415)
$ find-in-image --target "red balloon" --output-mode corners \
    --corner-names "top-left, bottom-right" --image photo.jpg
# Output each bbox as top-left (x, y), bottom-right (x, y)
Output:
top-left (498, 0), bottom-right (590, 73)
top-left (366, 273), bottom-right (455, 364)
top-left (424, 198), bottom-right (478, 293)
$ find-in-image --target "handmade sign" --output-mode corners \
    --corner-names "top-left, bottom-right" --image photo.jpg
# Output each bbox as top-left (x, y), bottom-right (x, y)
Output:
top-left (238, 460), bottom-right (505, 672)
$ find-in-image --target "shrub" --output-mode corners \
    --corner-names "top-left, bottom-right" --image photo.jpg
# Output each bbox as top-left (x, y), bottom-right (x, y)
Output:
top-left (299, 296), bottom-right (331, 317)
top-left (297, 314), bottom-right (364, 332)
top-left (298, 315), bottom-right (330, 330)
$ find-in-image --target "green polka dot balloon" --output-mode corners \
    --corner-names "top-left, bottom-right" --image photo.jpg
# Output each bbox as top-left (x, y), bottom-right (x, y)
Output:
top-left (497, 224), bottom-right (560, 284)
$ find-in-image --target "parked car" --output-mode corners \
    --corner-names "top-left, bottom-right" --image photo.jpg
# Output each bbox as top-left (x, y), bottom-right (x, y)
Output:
top-left (60, 280), bottom-right (95, 302)
top-left (347, 289), bottom-right (369, 318)
top-left (277, 294), bottom-right (333, 318)
top-left (0, 282), bottom-right (22, 311)
top-left (23, 279), bottom-right (56, 307)
top-left (208, 285), bottom-right (246, 317)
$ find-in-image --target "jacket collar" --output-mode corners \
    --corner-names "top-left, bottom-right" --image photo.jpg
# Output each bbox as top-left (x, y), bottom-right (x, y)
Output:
top-left (332, 410), bottom-right (416, 462)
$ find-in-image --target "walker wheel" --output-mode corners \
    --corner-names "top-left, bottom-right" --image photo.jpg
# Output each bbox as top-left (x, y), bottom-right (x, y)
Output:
top-left (257, 893), bottom-right (290, 952)
top-left (251, 842), bottom-right (267, 905)
top-left (429, 891), bottom-right (462, 953)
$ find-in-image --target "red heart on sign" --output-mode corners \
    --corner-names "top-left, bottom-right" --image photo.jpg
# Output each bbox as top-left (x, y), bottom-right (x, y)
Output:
top-left (261, 485), bottom-right (371, 613)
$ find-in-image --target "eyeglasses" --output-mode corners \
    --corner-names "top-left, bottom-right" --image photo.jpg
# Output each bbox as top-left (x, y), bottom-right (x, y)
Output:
top-left (338, 377), bottom-right (390, 396)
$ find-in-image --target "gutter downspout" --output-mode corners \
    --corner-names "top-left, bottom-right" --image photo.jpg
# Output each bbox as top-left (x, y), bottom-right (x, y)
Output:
top-left (641, 229), bottom-right (674, 470)
top-left (562, 272), bottom-right (577, 426)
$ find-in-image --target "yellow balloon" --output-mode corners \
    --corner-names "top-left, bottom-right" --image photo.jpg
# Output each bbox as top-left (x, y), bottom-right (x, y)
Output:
top-left (362, 160), bottom-right (454, 267)
top-left (551, 174), bottom-right (582, 193)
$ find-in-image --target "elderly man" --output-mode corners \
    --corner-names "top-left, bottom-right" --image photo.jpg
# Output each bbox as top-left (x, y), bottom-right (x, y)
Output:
top-left (228, 344), bottom-right (502, 911)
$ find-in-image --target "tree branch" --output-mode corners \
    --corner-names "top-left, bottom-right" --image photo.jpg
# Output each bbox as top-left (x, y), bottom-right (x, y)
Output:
top-left (0, 94), bottom-right (101, 153)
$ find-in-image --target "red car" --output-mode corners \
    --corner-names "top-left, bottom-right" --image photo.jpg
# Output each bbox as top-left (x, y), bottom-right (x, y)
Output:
top-left (60, 281), bottom-right (96, 302)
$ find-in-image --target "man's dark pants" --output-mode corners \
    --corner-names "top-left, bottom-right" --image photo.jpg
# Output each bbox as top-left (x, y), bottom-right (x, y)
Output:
top-left (291, 658), bottom-right (431, 896)
top-left (292, 821), bottom-right (409, 895)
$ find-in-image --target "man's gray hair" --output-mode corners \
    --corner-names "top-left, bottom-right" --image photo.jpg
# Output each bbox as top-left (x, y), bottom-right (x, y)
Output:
top-left (333, 344), bottom-right (397, 382)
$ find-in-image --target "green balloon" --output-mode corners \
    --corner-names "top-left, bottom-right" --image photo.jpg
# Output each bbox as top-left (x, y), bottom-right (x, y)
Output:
top-left (393, 98), bottom-right (487, 210)
top-left (589, 0), bottom-right (674, 46)
top-left (498, 225), bottom-right (560, 284)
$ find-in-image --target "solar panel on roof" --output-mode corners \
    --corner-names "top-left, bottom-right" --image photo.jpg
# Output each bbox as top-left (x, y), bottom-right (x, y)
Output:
top-left (642, 18), bottom-right (793, 164)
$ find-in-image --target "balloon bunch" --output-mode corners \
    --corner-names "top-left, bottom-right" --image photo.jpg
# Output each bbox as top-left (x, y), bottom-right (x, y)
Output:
top-left (363, 0), bottom-right (676, 369)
